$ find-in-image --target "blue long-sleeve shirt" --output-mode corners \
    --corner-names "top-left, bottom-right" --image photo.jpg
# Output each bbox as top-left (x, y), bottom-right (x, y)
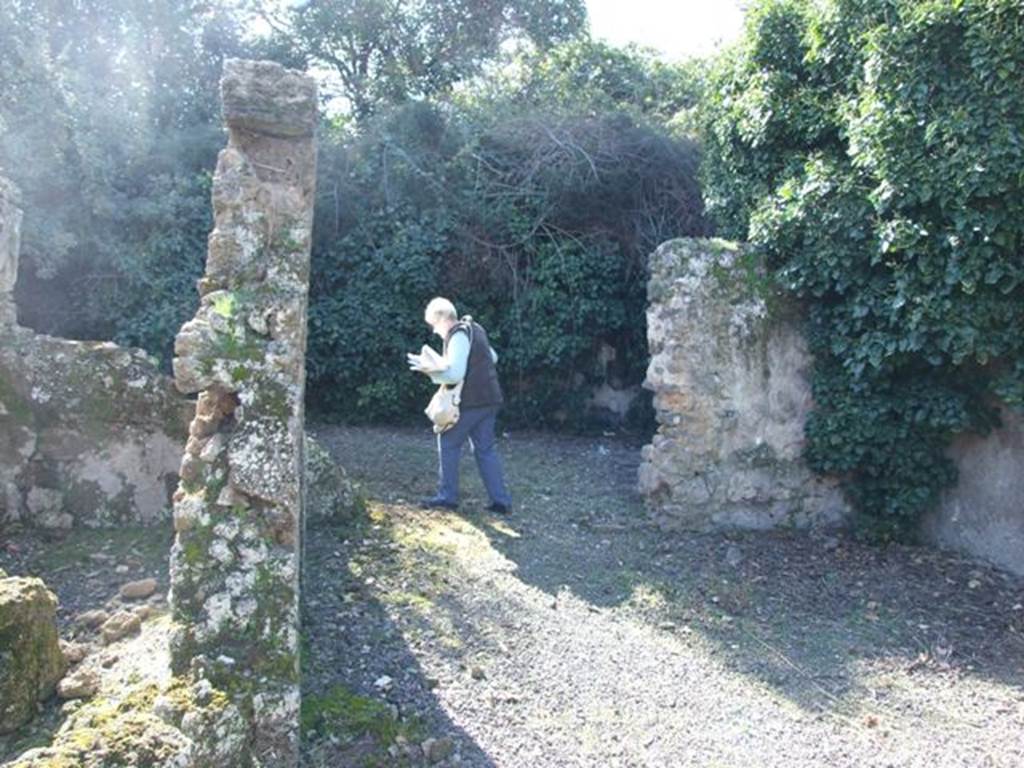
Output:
top-left (429, 332), bottom-right (498, 385)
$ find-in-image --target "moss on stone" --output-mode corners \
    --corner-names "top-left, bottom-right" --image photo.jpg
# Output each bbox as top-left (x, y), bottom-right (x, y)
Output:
top-left (732, 443), bottom-right (779, 469)
top-left (178, 522), bottom-right (217, 569)
top-left (650, 237), bottom-right (784, 315)
top-left (160, 676), bottom-right (230, 719)
top-left (249, 377), bottom-right (292, 423)
top-left (0, 577), bottom-right (66, 735)
top-left (212, 292), bottom-right (238, 319)
top-left (211, 329), bottom-right (262, 365)
top-left (203, 473), bottom-right (228, 506)
top-left (2, 675), bottom-right (236, 767)
top-left (244, 563), bottom-right (299, 683)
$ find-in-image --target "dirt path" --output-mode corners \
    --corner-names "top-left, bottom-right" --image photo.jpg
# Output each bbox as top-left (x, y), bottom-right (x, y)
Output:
top-left (303, 425), bottom-right (1024, 768)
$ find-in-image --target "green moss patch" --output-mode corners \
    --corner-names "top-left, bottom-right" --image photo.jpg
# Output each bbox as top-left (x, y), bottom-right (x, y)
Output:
top-left (26, 526), bottom-right (173, 575)
top-left (301, 685), bottom-right (422, 748)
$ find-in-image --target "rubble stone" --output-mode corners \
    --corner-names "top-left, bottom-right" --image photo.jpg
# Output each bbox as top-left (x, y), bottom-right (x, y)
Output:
top-left (0, 575), bottom-right (66, 733)
top-left (57, 666), bottom-right (101, 699)
top-left (119, 578), bottom-right (159, 600)
top-left (101, 610), bottom-right (143, 645)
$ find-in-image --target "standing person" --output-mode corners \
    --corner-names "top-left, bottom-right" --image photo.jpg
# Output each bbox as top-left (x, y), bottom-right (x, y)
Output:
top-left (414, 297), bottom-right (512, 513)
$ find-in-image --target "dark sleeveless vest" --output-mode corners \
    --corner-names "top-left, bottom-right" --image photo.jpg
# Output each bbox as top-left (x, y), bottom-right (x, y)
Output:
top-left (444, 318), bottom-right (504, 409)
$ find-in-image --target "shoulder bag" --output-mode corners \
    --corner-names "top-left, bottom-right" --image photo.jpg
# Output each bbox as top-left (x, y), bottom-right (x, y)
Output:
top-left (425, 321), bottom-right (473, 434)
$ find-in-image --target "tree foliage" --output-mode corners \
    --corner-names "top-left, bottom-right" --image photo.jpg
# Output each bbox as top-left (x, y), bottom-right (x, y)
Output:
top-left (0, 0), bottom-right (261, 344)
top-left (259, 0), bottom-right (587, 120)
top-left (700, 0), bottom-right (1024, 537)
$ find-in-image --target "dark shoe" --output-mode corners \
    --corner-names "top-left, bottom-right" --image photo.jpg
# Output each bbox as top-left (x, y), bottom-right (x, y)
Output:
top-left (487, 502), bottom-right (511, 515)
top-left (419, 497), bottom-right (457, 511)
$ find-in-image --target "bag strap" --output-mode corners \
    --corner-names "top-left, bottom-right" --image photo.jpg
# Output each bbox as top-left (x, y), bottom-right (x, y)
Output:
top-left (446, 317), bottom-right (473, 406)
top-left (462, 316), bottom-right (474, 356)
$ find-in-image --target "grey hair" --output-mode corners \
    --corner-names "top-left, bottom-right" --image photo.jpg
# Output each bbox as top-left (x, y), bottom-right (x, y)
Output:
top-left (424, 297), bottom-right (458, 325)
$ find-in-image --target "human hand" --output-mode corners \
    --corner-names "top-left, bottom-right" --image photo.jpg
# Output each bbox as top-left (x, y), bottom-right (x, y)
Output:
top-left (407, 352), bottom-right (429, 373)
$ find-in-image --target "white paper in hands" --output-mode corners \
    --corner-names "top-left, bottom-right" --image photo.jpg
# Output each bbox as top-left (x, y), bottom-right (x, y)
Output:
top-left (407, 344), bottom-right (446, 374)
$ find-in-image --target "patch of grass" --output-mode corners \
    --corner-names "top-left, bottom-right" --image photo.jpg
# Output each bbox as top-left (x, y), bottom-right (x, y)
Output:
top-left (301, 685), bottom-right (422, 747)
top-left (626, 582), bottom-right (669, 611)
top-left (28, 526), bottom-right (173, 574)
top-left (379, 590), bottom-right (434, 612)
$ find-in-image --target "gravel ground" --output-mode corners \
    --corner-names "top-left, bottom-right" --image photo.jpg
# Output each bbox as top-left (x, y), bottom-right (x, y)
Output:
top-left (3, 426), bottom-right (1021, 767)
top-left (304, 424), bottom-right (1024, 768)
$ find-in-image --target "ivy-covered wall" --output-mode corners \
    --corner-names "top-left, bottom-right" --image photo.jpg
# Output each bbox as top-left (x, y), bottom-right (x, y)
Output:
top-left (699, 0), bottom-right (1024, 539)
top-left (642, 237), bottom-right (1024, 575)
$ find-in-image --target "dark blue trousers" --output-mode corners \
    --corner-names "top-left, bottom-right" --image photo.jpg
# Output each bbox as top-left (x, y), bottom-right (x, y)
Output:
top-left (436, 405), bottom-right (511, 507)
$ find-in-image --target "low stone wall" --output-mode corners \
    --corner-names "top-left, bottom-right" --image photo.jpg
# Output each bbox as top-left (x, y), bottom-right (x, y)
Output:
top-left (638, 238), bottom-right (850, 530)
top-left (0, 178), bottom-right (192, 530)
top-left (640, 237), bottom-right (1024, 576)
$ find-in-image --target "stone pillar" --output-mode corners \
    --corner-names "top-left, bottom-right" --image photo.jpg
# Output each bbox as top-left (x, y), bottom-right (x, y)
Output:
top-left (168, 59), bottom-right (316, 766)
top-left (0, 176), bottom-right (22, 328)
top-left (638, 238), bottom-right (849, 531)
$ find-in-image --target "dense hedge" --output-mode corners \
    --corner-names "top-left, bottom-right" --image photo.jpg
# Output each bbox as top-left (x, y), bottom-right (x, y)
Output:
top-left (701, 0), bottom-right (1024, 537)
top-left (1, 8), bottom-right (705, 433)
top-left (308, 88), bottom-right (706, 429)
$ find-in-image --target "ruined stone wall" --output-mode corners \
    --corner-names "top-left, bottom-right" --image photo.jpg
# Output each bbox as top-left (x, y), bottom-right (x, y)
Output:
top-left (0, 178), bottom-right (191, 529)
top-left (641, 237), bottom-right (1024, 576)
top-left (924, 408), bottom-right (1024, 576)
top-left (167, 58), bottom-right (317, 766)
top-left (639, 238), bottom-right (850, 530)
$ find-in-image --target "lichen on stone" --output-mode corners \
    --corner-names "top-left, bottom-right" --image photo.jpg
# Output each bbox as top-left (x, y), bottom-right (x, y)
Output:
top-left (167, 58), bottom-right (317, 767)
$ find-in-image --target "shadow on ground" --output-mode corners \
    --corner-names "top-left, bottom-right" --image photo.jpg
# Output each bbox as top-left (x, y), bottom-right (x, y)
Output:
top-left (301, 512), bottom-right (498, 767)
top-left (0, 516), bottom-right (497, 767)
top-left (317, 423), bottom-right (1024, 726)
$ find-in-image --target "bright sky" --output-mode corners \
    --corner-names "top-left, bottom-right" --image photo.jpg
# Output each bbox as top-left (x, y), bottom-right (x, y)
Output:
top-left (586, 0), bottom-right (747, 59)
top-left (255, 2), bottom-right (747, 61)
